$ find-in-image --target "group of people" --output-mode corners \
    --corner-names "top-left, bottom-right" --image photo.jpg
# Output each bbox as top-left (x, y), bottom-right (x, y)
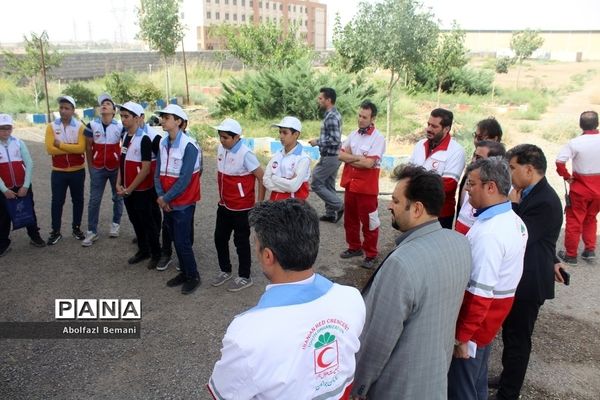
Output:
top-left (1, 85), bottom-right (598, 398)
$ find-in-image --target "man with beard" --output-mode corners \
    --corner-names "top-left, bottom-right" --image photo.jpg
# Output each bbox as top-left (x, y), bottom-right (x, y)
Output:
top-left (409, 108), bottom-right (466, 229)
top-left (352, 164), bottom-right (471, 400)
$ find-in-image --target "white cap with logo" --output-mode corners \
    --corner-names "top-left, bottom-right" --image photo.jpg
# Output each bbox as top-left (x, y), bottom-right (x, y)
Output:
top-left (97, 93), bottom-right (114, 106)
top-left (272, 116), bottom-right (302, 132)
top-left (117, 101), bottom-right (144, 117)
top-left (213, 118), bottom-right (242, 135)
top-left (57, 95), bottom-right (76, 108)
top-left (0, 114), bottom-right (14, 126)
top-left (156, 104), bottom-right (188, 121)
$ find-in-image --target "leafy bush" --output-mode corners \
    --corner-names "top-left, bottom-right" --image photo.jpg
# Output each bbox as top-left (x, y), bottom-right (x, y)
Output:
top-left (216, 59), bottom-right (379, 120)
top-left (104, 72), bottom-right (162, 104)
top-left (414, 65), bottom-right (493, 95)
top-left (63, 82), bottom-right (97, 107)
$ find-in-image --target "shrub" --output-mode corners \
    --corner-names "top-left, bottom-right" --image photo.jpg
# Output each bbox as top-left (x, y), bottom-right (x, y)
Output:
top-left (413, 65), bottom-right (493, 95)
top-left (63, 82), bottom-right (97, 108)
top-left (104, 72), bottom-right (162, 104)
top-left (216, 59), bottom-right (379, 120)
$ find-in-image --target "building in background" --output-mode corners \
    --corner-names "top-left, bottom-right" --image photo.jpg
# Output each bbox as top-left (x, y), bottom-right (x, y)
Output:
top-left (180, 0), bottom-right (327, 51)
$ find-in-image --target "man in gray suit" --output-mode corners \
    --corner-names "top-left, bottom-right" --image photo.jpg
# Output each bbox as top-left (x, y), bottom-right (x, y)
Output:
top-left (352, 164), bottom-right (472, 400)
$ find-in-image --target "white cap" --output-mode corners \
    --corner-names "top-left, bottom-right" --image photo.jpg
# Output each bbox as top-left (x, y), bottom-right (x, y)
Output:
top-left (272, 116), bottom-right (302, 132)
top-left (98, 93), bottom-right (114, 106)
top-left (0, 114), bottom-right (14, 126)
top-left (156, 104), bottom-right (188, 121)
top-left (117, 101), bottom-right (144, 117)
top-left (213, 118), bottom-right (242, 135)
top-left (57, 95), bottom-right (76, 108)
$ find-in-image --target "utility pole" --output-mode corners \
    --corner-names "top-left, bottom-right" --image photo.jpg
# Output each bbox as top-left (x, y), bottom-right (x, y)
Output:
top-left (181, 39), bottom-right (190, 105)
top-left (39, 35), bottom-right (52, 123)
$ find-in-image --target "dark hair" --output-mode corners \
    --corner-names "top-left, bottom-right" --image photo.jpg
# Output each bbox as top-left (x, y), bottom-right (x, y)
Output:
top-left (476, 140), bottom-right (506, 158)
top-left (391, 164), bottom-right (444, 216)
top-left (148, 115), bottom-right (161, 126)
top-left (506, 144), bottom-right (547, 175)
top-left (466, 157), bottom-right (512, 196)
top-left (249, 199), bottom-right (319, 271)
top-left (319, 87), bottom-right (337, 104)
top-left (219, 130), bottom-right (237, 138)
top-left (476, 117), bottom-right (503, 141)
top-left (360, 100), bottom-right (378, 118)
top-left (580, 111), bottom-right (599, 130)
top-left (59, 100), bottom-right (75, 110)
top-left (430, 108), bottom-right (453, 128)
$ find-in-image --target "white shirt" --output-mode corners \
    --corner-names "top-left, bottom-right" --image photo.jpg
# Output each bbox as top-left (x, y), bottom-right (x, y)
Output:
top-left (263, 143), bottom-right (311, 194)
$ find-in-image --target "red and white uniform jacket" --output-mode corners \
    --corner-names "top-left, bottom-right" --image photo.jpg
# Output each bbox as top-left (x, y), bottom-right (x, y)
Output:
top-left (409, 134), bottom-right (465, 218)
top-left (159, 133), bottom-right (201, 207)
top-left (0, 136), bottom-right (25, 188)
top-left (456, 201), bottom-right (528, 347)
top-left (50, 118), bottom-right (85, 169)
top-left (340, 126), bottom-right (386, 196)
top-left (556, 129), bottom-right (600, 198)
top-left (89, 118), bottom-right (122, 170)
top-left (455, 192), bottom-right (476, 235)
top-left (264, 144), bottom-right (311, 201)
top-left (217, 142), bottom-right (258, 211)
top-left (123, 129), bottom-right (154, 191)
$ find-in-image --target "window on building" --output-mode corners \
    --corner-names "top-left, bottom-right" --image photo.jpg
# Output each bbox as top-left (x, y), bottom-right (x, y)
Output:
top-left (305, 20), bottom-right (307, 26)
top-left (259, 1), bottom-right (262, 8)
top-left (216, 11), bottom-right (220, 19)
top-left (225, 12), bottom-right (229, 20)
top-left (242, 14), bottom-right (246, 21)
top-left (259, 16), bottom-right (262, 22)
top-left (233, 0), bottom-right (237, 5)
top-left (215, 0), bottom-right (219, 3)
top-left (299, 6), bottom-right (302, 12)
top-left (207, 11), bottom-right (211, 19)
top-left (293, 5), bottom-right (296, 11)
top-left (249, 0), bottom-right (253, 6)
top-left (206, 0), bottom-right (210, 3)
top-left (233, 13), bottom-right (237, 21)
top-left (225, 0), bottom-right (228, 4)
top-left (279, 4), bottom-right (282, 10)
top-left (288, 5), bottom-right (290, 11)
top-left (266, 2), bottom-right (269, 9)
top-left (306, 7), bottom-right (308, 14)
top-left (249, 15), bottom-right (254, 22)
top-left (273, 2), bottom-right (276, 10)
top-left (266, 17), bottom-right (269, 23)
top-left (241, 0), bottom-right (245, 5)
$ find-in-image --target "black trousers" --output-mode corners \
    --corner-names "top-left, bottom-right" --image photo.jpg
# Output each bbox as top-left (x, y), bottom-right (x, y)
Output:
top-left (214, 205), bottom-right (251, 279)
top-left (124, 190), bottom-right (161, 259)
top-left (497, 298), bottom-right (542, 400)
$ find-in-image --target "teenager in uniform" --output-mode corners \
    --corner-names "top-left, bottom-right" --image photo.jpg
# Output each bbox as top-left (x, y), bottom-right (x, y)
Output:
top-left (211, 118), bottom-right (264, 292)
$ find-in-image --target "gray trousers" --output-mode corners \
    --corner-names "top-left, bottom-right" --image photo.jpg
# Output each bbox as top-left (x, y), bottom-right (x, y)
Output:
top-left (447, 345), bottom-right (491, 400)
top-left (311, 155), bottom-right (343, 216)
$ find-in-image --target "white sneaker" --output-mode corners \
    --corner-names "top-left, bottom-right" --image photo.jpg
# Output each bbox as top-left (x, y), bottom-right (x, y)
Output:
top-left (82, 231), bottom-right (98, 247)
top-left (109, 223), bottom-right (120, 238)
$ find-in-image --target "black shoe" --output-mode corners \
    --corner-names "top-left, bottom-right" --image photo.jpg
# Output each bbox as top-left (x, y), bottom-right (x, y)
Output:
top-left (0, 245), bottom-right (11, 257)
top-left (29, 235), bottom-right (46, 248)
top-left (156, 255), bottom-right (172, 271)
top-left (558, 250), bottom-right (578, 265)
top-left (47, 231), bottom-right (62, 246)
top-left (167, 273), bottom-right (187, 287)
top-left (319, 215), bottom-right (336, 223)
top-left (147, 256), bottom-right (161, 270)
top-left (335, 208), bottom-right (344, 223)
top-left (128, 252), bottom-right (151, 265)
top-left (340, 248), bottom-right (363, 259)
top-left (582, 249), bottom-right (596, 262)
top-left (181, 276), bottom-right (201, 295)
top-left (72, 227), bottom-right (85, 240)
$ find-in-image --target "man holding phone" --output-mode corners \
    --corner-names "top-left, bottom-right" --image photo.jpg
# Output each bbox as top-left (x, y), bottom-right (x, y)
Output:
top-left (495, 145), bottom-right (566, 400)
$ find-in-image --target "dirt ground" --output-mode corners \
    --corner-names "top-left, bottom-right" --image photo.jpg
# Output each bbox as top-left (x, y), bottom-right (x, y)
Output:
top-left (2, 67), bottom-right (600, 399)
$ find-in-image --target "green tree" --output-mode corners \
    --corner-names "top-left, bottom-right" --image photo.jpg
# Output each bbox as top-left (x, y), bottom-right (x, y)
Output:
top-left (510, 29), bottom-right (544, 88)
top-left (137, 0), bottom-right (184, 99)
top-left (333, 0), bottom-right (439, 137)
top-left (212, 22), bottom-right (311, 69)
top-left (431, 22), bottom-right (468, 105)
top-left (2, 31), bottom-right (62, 110)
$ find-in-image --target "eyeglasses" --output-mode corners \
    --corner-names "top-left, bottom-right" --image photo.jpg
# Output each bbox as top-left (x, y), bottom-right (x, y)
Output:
top-left (465, 180), bottom-right (489, 188)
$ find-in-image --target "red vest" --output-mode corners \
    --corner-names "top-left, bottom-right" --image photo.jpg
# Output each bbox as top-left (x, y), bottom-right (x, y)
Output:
top-left (0, 137), bottom-right (26, 188)
top-left (217, 143), bottom-right (256, 210)
top-left (159, 132), bottom-right (201, 207)
top-left (50, 118), bottom-right (85, 169)
top-left (123, 129), bottom-right (154, 191)
top-left (89, 119), bottom-right (122, 170)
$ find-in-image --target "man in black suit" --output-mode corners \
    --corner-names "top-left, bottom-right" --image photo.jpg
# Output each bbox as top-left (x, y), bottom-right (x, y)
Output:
top-left (494, 144), bottom-right (566, 399)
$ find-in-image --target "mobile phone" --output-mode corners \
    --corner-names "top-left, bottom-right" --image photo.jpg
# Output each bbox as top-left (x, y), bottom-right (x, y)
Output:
top-left (559, 267), bottom-right (570, 286)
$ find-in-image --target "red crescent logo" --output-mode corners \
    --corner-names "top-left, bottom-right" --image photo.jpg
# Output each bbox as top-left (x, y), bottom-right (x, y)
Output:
top-left (316, 346), bottom-right (334, 368)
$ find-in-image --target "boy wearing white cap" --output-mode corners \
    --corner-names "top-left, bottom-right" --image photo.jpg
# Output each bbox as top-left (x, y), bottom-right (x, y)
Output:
top-left (155, 104), bottom-right (202, 295)
top-left (211, 118), bottom-right (264, 291)
top-left (0, 114), bottom-right (46, 256)
top-left (45, 95), bottom-right (87, 245)
top-left (81, 93), bottom-right (124, 246)
top-left (116, 102), bottom-right (162, 268)
top-left (263, 116), bottom-right (311, 201)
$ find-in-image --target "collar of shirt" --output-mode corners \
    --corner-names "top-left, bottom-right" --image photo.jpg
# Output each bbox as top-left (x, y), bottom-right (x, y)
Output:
top-left (54, 117), bottom-right (78, 127)
top-left (394, 219), bottom-right (439, 246)
top-left (1, 136), bottom-right (16, 145)
top-left (521, 182), bottom-right (538, 200)
top-left (228, 139), bottom-right (243, 154)
top-left (583, 129), bottom-right (599, 135)
top-left (474, 200), bottom-right (512, 219)
top-left (358, 124), bottom-right (375, 136)
top-left (94, 117), bottom-right (118, 126)
top-left (283, 143), bottom-right (303, 156)
top-left (251, 274), bottom-right (333, 311)
top-left (425, 132), bottom-right (452, 157)
top-left (165, 129), bottom-right (184, 148)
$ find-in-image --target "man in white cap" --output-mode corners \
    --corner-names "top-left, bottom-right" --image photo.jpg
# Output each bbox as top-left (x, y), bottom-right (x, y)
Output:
top-left (81, 93), bottom-right (123, 246)
top-left (45, 95), bottom-right (87, 245)
top-left (116, 101), bottom-right (161, 268)
top-left (262, 116), bottom-right (311, 201)
top-left (155, 104), bottom-right (202, 295)
top-left (211, 118), bottom-right (264, 292)
top-left (0, 114), bottom-right (46, 256)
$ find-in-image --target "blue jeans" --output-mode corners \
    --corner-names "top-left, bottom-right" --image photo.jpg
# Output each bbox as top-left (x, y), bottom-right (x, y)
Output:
top-left (448, 345), bottom-right (491, 400)
top-left (88, 167), bottom-right (123, 233)
top-left (51, 169), bottom-right (85, 232)
top-left (164, 205), bottom-right (198, 278)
